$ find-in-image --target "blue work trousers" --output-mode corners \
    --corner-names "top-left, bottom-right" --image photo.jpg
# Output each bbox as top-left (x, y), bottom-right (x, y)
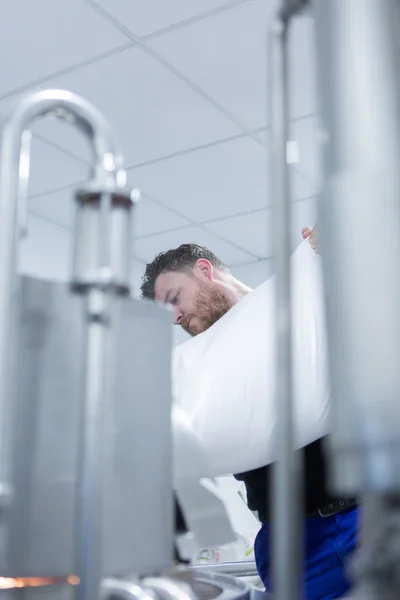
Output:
top-left (254, 507), bottom-right (359, 600)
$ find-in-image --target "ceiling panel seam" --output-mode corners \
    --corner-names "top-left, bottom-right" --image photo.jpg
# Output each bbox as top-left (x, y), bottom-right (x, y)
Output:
top-left (228, 255), bottom-right (274, 269)
top-left (0, 42), bottom-right (136, 104)
top-left (27, 110), bottom-right (318, 178)
top-left (21, 114), bottom-right (318, 198)
top-left (82, 1), bottom-right (321, 192)
top-left (0, 0), bottom-right (250, 107)
top-left (134, 224), bottom-right (192, 241)
top-left (27, 181), bottom-right (319, 244)
top-left (84, 0), bottom-right (267, 146)
top-left (141, 0), bottom-right (253, 42)
top-left (200, 194), bottom-right (318, 223)
top-left (127, 128), bottom-right (267, 172)
top-left (29, 180), bottom-right (86, 200)
top-left (0, 3), bottom-right (320, 186)
top-left (83, 1), bottom-right (322, 193)
top-left (33, 133), bottom-right (91, 166)
top-left (28, 183), bottom-right (261, 260)
top-left (27, 180), bottom-right (261, 260)
top-left (126, 112), bottom-right (317, 172)
top-left (127, 191), bottom-right (261, 259)
top-left (27, 209), bottom-right (145, 264)
top-left (132, 194), bottom-right (318, 241)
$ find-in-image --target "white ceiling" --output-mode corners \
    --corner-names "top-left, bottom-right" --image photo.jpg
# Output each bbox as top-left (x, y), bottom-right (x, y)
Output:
top-left (1, 0), bottom-right (321, 293)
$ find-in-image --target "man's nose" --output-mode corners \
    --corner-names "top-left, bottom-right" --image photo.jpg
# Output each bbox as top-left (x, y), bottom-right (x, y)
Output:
top-left (173, 308), bottom-right (183, 326)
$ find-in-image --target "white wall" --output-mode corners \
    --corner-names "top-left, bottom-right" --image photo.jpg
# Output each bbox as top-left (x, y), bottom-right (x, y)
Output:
top-left (231, 258), bottom-right (274, 289)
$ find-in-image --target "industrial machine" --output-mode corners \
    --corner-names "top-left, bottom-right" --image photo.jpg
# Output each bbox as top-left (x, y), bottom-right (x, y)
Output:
top-left (0, 89), bottom-right (245, 600)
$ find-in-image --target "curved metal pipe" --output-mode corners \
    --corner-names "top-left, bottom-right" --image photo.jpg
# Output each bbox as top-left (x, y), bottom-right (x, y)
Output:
top-left (190, 561), bottom-right (258, 578)
top-left (0, 89), bottom-right (128, 507)
top-left (1, 89), bottom-right (126, 185)
top-left (101, 578), bottom-right (156, 600)
top-left (142, 577), bottom-right (197, 600)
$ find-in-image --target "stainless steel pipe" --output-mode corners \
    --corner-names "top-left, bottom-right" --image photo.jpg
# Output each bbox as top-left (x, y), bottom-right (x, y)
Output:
top-left (101, 579), bottom-right (156, 600)
top-left (268, 2), bottom-right (308, 599)
top-left (313, 0), bottom-right (400, 494)
top-left (190, 562), bottom-right (258, 577)
top-left (313, 2), bottom-right (400, 596)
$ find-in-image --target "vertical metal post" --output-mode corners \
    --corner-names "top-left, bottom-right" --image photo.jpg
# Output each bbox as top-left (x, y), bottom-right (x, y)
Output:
top-left (314, 2), bottom-right (400, 596)
top-left (269, 2), bottom-right (306, 598)
top-left (75, 288), bottom-right (111, 600)
top-left (73, 182), bottom-right (134, 600)
top-left (313, 0), bottom-right (400, 494)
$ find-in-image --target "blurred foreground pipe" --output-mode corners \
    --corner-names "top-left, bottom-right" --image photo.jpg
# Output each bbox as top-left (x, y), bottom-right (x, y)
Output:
top-left (268, 2), bottom-right (308, 598)
top-left (314, 0), bottom-right (400, 494)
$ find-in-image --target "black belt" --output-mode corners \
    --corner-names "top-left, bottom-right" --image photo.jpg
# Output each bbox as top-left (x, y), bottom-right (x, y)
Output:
top-left (309, 496), bottom-right (357, 518)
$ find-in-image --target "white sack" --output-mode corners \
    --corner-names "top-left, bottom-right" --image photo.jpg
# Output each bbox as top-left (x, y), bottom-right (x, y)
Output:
top-left (172, 241), bottom-right (331, 477)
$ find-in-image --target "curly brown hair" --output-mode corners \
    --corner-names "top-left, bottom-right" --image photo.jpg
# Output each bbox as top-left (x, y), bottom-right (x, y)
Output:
top-left (140, 243), bottom-right (229, 300)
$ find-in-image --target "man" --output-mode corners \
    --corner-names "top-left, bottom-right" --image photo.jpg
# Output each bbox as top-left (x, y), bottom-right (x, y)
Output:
top-left (140, 228), bottom-right (358, 600)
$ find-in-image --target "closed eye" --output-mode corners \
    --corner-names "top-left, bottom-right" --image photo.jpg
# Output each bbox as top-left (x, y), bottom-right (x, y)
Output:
top-left (170, 292), bottom-right (180, 306)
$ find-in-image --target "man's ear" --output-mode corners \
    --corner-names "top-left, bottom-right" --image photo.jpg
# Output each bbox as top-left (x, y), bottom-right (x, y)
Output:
top-left (195, 259), bottom-right (214, 280)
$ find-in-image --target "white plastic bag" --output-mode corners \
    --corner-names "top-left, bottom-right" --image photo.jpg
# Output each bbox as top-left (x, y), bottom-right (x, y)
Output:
top-left (172, 241), bottom-right (330, 477)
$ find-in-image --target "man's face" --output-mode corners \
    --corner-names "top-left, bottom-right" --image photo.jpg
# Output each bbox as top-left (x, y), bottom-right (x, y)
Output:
top-left (154, 260), bottom-right (233, 336)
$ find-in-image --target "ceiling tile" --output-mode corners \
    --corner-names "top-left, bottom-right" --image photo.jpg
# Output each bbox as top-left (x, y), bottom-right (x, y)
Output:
top-left (129, 136), bottom-right (264, 222)
top-left (0, 0), bottom-right (127, 97)
top-left (4, 47), bottom-right (241, 167)
top-left (20, 215), bottom-right (72, 283)
top-left (133, 195), bottom-right (190, 238)
top-left (94, 0), bottom-right (235, 37)
top-left (133, 226), bottom-right (255, 266)
top-left (258, 126), bottom-right (319, 200)
top-left (148, 3), bottom-right (317, 130)
top-left (288, 13), bottom-right (317, 121)
top-left (206, 209), bottom-right (269, 257)
top-left (291, 167), bottom-right (317, 201)
top-left (33, 119), bottom-right (93, 166)
top-left (27, 137), bottom-right (87, 198)
top-left (205, 196), bottom-right (318, 258)
top-left (230, 259), bottom-right (274, 288)
top-left (129, 135), bottom-right (316, 223)
top-left (289, 115), bottom-right (322, 191)
top-left (148, 1), bottom-right (273, 131)
top-left (29, 187), bottom-right (79, 230)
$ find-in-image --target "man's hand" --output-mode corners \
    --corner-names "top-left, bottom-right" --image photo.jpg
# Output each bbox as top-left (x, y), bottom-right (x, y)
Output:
top-left (302, 225), bottom-right (319, 253)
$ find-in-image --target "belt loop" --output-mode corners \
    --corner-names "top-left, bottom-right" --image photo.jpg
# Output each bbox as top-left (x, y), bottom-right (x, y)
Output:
top-left (317, 497), bottom-right (356, 518)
